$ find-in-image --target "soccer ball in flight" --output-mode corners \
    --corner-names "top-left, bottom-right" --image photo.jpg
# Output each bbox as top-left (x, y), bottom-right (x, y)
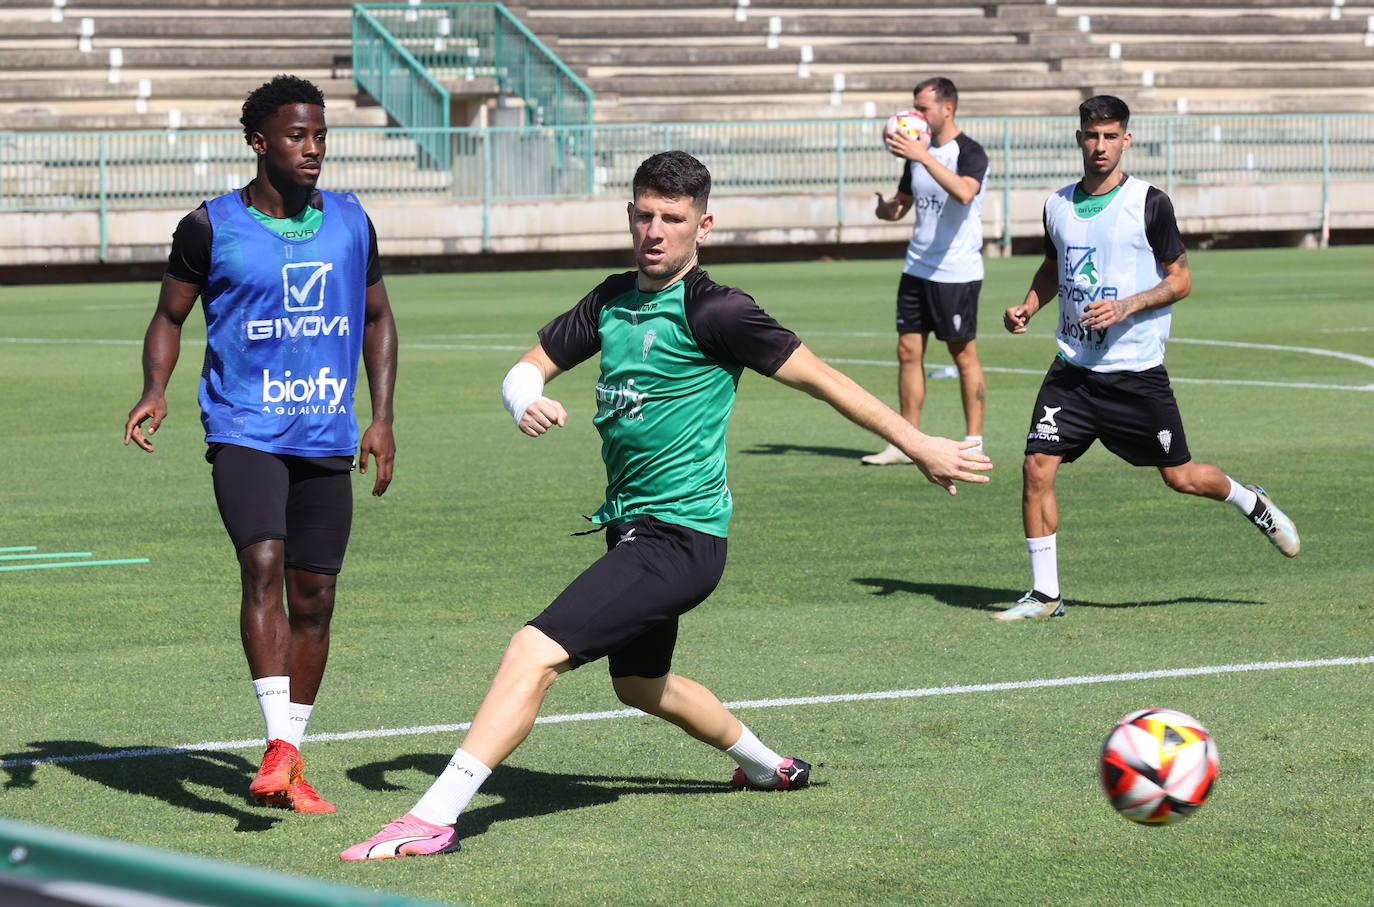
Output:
top-left (1100, 708), bottom-right (1219, 826)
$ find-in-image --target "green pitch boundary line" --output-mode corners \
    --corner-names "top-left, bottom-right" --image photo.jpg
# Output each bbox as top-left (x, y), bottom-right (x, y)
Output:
top-left (0, 546), bottom-right (148, 572)
top-left (0, 558), bottom-right (150, 573)
top-left (4, 655), bottom-right (1370, 771)
top-left (0, 552), bottom-right (92, 562)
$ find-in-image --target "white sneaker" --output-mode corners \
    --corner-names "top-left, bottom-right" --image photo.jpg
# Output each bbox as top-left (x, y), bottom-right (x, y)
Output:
top-left (860, 444), bottom-right (913, 466)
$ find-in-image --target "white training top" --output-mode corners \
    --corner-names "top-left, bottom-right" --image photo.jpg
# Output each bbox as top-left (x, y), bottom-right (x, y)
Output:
top-left (1044, 176), bottom-right (1180, 373)
top-left (898, 132), bottom-right (988, 284)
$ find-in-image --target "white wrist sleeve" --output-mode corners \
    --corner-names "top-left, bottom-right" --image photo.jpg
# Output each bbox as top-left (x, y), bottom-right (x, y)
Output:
top-left (501, 360), bottom-right (546, 425)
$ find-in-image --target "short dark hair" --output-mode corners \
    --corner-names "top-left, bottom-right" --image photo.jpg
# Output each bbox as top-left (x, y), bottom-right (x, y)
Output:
top-left (913, 77), bottom-right (958, 111)
top-left (240, 75), bottom-right (326, 142)
top-left (632, 151), bottom-right (711, 209)
top-left (1079, 95), bottom-right (1130, 131)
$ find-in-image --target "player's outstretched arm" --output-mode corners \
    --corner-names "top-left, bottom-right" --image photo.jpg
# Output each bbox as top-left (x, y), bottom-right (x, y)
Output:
top-left (359, 278), bottom-right (398, 496)
top-left (770, 344), bottom-right (991, 496)
top-left (124, 275), bottom-right (198, 452)
top-left (502, 344), bottom-right (567, 437)
top-left (1004, 255), bottom-right (1058, 334)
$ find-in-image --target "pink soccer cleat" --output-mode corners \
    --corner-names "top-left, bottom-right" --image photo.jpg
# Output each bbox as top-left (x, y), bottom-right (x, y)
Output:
top-left (731, 757), bottom-right (812, 791)
top-left (340, 813), bottom-right (462, 861)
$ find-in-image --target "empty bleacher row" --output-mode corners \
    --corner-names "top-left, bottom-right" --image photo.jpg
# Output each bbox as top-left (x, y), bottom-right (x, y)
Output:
top-left (2, 0), bottom-right (1374, 133)
top-left (0, 0), bottom-right (376, 131)
top-left (530, 0), bottom-right (1374, 120)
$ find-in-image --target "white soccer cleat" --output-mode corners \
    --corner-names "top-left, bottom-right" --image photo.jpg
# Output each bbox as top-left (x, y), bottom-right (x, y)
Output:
top-left (1244, 484), bottom-right (1299, 557)
top-left (992, 590), bottom-right (1064, 620)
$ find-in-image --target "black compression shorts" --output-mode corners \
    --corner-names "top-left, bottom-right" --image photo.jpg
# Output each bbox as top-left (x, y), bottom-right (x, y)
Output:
top-left (528, 516), bottom-right (727, 678)
top-left (207, 443), bottom-right (354, 575)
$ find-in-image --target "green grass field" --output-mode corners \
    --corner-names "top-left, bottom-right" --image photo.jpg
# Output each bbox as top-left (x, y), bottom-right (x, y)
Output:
top-left (2, 246), bottom-right (1372, 905)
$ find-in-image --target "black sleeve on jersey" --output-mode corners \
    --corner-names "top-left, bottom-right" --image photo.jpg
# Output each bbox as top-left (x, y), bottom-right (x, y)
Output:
top-left (954, 134), bottom-right (989, 187)
top-left (1041, 205), bottom-right (1057, 260)
top-left (537, 271), bottom-right (636, 371)
top-left (165, 204), bottom-right (212, 286)
top-left (896, 160), bottom-right (914, 197)
top-left (683, 268), bottom-right (802, 377)
top-left (1143, 185), bottom-right (1186, 264)
top-left (363, 213), bottom-right (382, 287)
top-left (166, 197), bottom-right (384, 287)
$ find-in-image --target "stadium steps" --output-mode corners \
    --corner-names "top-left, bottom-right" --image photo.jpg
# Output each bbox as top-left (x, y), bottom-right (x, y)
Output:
top-left (0, 1), bottom-right (370, 130)
top-left (527, 1), bottom-right (1104, 121)
top-left (4, 0), bottom-right (1374, 133)
top-left (1056, 2), bottom-right (1374, 113)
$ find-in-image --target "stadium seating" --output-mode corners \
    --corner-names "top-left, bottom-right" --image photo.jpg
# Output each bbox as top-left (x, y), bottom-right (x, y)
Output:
top-left (520, 0), bottom-right (1374, 120)
top-left (4, 0), bottom-right (1374, 131)
top-left (0, 0), bottom-right (377, 131)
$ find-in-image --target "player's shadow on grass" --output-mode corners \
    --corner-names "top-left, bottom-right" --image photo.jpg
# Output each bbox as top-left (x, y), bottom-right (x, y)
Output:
top-left (852, 578), bottom-right (1262, 612)
top-left (740, 442), bottom-right (872, 460)
top-left (1, 740), bottom-right (284, 832)
top-left (348, 753), bottom-right (736, 841)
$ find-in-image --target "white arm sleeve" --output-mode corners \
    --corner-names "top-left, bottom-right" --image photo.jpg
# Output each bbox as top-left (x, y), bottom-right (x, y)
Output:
top-left (501, 360), bottom-right (546, 426)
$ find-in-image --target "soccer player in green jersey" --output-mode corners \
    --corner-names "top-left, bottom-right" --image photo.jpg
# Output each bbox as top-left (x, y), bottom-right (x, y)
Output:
top-left (342, 151), bottom-right (990, 861)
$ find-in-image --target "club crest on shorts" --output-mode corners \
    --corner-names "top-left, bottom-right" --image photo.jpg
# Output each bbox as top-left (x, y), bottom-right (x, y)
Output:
top-left (1157, 429), bottom-right (1173, 453)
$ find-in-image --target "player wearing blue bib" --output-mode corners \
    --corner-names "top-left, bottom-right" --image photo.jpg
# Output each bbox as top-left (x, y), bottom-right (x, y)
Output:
top-left (994, 96), bottom-right (1299, 621)
top-left (124, 76), bottom-right (398, 809)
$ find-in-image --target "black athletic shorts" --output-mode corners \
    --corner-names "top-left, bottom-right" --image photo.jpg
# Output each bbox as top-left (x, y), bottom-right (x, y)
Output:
top-left (527, 515), bottom-right (727, 678)
top-left (1024, 357), bottom-right (1192, 467)
top-left (206, 443), bottom-right (354, 575)
top-left (895, 273), bottom-right (980, 342)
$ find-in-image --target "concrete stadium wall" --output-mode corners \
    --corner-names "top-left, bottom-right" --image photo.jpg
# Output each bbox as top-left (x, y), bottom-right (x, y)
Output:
top-left (2, 181), bottom-right (1367, 280)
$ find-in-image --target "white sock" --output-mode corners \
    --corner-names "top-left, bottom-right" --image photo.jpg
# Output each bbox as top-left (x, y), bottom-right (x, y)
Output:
top-left (1224, 477), bottom-right (1259, 515)
top-left (725, 723), bottom-right (785, 788)
top-left (252, 676), bottom-right (291, 745)
top-left (963, 435), bottom-right (983, 453)
top-left (283, 702), bottom-right (313, 749)
top-left (411, 748), bottom-right (493, 827)
top-left (1027, 534), bottom-right (1060, 600)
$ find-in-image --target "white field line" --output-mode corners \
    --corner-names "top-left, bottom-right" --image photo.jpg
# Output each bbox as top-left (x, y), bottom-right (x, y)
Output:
top-left (827, 358), bottom-right (1374, 393)
top-left (8, 334), bottom-right (1368, 390)
top-left (0, 338), bottom-right (527, 353)
top-left (4, 655), bottom-right (1371, 770)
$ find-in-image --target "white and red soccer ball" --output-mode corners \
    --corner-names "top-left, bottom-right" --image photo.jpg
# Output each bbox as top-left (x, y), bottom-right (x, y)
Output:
top-left (1100, 708), bottom-right (1219, 826)
top-left (882, 109), bottom-right (929, 145)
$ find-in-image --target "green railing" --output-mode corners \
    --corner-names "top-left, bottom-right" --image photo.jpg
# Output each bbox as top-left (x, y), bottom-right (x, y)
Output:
top-left (352, 5), bottom-right (452, 169)
top-left (352, 3), bottom-right (594, 177)
top-left (3, 115), bottom-right (1372, 254)
top-left (0, 818), bottom-right (451, 907)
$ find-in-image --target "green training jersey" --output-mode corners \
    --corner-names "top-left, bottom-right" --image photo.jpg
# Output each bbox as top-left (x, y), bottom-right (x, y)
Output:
top-left (537, 266), bottom-right (800, 537)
